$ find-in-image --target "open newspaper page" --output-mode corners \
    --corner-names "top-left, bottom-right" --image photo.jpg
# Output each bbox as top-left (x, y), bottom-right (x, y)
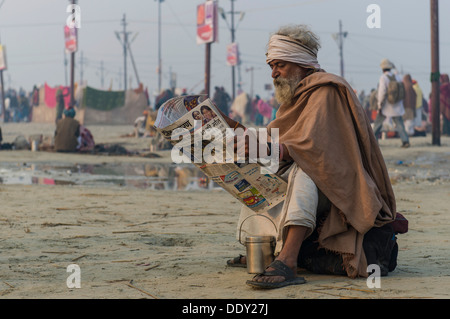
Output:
top-left (154, 95), bottom-right (287, 213)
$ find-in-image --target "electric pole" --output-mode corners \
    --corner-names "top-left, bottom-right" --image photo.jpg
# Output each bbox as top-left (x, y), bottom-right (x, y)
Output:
top-left (332, 20), bottom-right (347, 78)
top-left (430, 0), bottom-right (440, 146)
top-left (127, 33), bottom-right (141, 87)
top-left (115, 14), bottom-right (131, 92)
top-left (0, 38), bottom-right (5, 121)
top-left (122, 14), bottom-right (128, 92)
top-left (200, 0), bottom-right (217, 98)
top-left (220, 0), bottom-right (244, 100)
top-left (245, 66), bottom-right (254, 100)
top-left (0, 0), bottom-right (6, 120)
top-left (69, 0), bottom-right (77, 109)
top-left (79, 50), bottom-right (84, 84)
top-left (115, 18), bottom-right (140, 90)
top-left (64, 49), bottom-right (68, 86)
top-left (205, 41), bottom-right (211, 97)
top-left (118, 67), bottom-right (122, 90)
top-left (230, 0), bottom-right (236, 99)
top-left (156, 0), bottom-right (164, 94)
top-left (100, 60), bottom-right (104, 89)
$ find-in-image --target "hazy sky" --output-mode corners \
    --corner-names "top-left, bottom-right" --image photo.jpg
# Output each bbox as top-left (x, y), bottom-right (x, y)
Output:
top-left (0, 0), bottom-right (449, 102)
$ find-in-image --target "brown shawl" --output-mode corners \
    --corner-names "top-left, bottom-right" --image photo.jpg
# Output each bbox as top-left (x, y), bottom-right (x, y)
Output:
top-left (267, 71), bottom-right (396, 278)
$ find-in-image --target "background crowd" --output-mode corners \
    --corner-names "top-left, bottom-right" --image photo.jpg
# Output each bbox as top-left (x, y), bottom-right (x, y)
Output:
top-left (1, 70), bottom-right (450, 149)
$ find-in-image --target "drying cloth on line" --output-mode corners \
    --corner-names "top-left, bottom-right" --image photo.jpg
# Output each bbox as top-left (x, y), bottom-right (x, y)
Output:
top-left (82, 86), bottom-right (125, 111)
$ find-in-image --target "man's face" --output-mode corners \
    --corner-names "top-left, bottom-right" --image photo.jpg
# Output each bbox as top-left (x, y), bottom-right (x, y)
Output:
top-left (269, 59), bottom-right (305, 105)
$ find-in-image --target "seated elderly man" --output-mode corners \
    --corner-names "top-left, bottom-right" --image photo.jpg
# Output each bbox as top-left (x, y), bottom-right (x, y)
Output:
top-left (220, 24), bottom-right (399, 289)
top-left (54, 108), bottom-right (80, 152)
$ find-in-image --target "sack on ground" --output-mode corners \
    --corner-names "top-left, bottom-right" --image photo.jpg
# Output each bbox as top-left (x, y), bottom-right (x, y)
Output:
top-left (298, 223), bottom-right (398, 277)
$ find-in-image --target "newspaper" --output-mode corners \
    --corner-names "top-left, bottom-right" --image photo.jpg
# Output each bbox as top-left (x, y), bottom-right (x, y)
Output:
top-left (154, 95), bottom-right (287, 212)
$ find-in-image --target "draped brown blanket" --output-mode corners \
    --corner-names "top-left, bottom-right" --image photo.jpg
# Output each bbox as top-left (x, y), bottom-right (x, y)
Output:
top-left (267, 71), bottom-right (396, 278)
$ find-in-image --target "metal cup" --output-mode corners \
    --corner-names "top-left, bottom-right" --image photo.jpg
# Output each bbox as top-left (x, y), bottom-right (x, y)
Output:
top-left (31, 140), bottom-right (39, 152)
top-left (245, 236), bottom-right (275, 274)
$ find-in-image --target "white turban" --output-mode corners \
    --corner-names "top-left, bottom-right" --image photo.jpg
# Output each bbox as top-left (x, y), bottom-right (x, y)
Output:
top-left (266, 34), bottom-right (320, 69)
top-left (380, 58), bottom-right (395, 70)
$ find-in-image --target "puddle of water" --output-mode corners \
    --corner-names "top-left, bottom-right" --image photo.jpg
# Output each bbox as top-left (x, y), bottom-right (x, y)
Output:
top-left (0, 162), bottom-right (220, 191)
top-left (2, 151), bottom-right (448, 189)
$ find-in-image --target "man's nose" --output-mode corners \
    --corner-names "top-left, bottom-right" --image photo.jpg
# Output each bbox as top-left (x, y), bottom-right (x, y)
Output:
top-left (271, 68), bottom-right (279, 79)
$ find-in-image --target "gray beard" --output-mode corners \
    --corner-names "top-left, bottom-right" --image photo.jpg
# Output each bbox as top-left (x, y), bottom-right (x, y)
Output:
top-left (273, 74), bottom-right (301, 105)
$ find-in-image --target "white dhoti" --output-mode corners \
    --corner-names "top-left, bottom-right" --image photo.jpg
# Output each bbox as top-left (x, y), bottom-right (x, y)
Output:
top-left (236, 163), bottom-right (320, 255)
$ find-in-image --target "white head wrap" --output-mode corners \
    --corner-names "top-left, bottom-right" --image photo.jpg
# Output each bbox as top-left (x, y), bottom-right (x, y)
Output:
top-left (380, 58), bottom-right (395, 70)
top-left (266, 34), bottom-right (320, 69)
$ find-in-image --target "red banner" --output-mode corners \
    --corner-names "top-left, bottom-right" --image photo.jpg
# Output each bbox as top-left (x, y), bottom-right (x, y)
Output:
top-left (64, 25), bottom-right (77, 53)
top-left (196, 1), bottom-right (218, 45)
top-left (226, 43), bottom-right (239, 66)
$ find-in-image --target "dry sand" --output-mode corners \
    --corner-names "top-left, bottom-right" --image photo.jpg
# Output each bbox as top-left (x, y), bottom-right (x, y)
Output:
top-left (0, 122), bottom-right (449, 299)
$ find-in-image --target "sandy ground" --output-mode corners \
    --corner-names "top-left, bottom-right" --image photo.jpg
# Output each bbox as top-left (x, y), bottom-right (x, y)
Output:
top-left (0, 122), bottom-right (449, 300)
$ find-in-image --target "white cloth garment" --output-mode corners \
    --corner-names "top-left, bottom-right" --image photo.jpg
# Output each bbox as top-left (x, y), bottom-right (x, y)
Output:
top-left (377, 71), bottom-right (406, 117)
top-left (265, 34), bottom-right (320, 70)
top-left (236, 163), bottom-right (319, 255)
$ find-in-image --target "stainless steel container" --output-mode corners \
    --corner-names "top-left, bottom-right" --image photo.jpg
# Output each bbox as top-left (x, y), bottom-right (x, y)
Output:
top-left (245, 236), bottom-right (275, 274)
top-left (31, 140), bottom-right (39, 152)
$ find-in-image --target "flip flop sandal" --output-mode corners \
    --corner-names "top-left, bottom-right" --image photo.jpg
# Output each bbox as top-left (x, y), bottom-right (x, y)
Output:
top-left (246, 260), bottom-right (306, 289)
top-left (226, 254), bottom-right (247, 268)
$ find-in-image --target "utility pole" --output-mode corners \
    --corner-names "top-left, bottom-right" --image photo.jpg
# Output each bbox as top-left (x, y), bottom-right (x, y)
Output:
top-left (0, 0), bottom-right (6, 120)
top-left (118, 67), bottom-right (122, 90)
top-left (220, 0), bottom-right (244, 100)
top-left (169, 66), bottom-right (176, 92)
top-left (70, 45), bottom-right (75, 108)
top-left (430, 0), bottom-right (440, 146)
top-left (64, 49), bottom-right (68, 86)
top-left (0, 41), bottom-right (5, 121)
top-left (156, 0), bottom-right (164, 94)
top-left (230, 0), bottom-right (236, 99)
top-left (127, 33), bottom-right (141, 86)
top-left (199, 0), bottom-right (217, 98)
top-left (332, 20), bottom-right (347, 78)
top-left (122, 14), bottom-right (128, 92)
top-left (0, 52), bottom-right (4, 121)
top-left (79, 50), bottom-right (84, 84)
top-left (115, 14), bottom-right (133, 92)
top-left (69, 0), bottom-right (77, 109)
top-left (205, 41), bottom-right (211, 97)
top-left (245, 66), bottom-right (254, 100)
top-left (100, 60), bottom-right (104, 89)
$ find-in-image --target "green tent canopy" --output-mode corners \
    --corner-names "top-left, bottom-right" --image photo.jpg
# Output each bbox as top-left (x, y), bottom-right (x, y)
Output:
top-left (82, 86), bottom-right (125, 111)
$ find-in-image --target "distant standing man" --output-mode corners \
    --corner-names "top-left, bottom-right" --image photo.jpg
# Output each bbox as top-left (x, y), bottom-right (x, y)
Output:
top-left (372, 59), bottom-right (410, 148)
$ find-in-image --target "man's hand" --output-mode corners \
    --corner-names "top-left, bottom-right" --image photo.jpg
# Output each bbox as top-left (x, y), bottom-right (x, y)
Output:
top-left (230, 128), bottom-right (272, 163)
